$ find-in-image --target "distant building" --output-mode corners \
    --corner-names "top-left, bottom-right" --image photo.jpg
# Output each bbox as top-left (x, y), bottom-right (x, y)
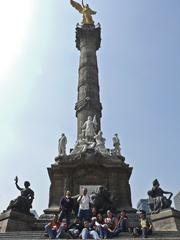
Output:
top-left (137, 199), bottom-right (150, 214)
top-left (174, 191), bottom-right (180, 211)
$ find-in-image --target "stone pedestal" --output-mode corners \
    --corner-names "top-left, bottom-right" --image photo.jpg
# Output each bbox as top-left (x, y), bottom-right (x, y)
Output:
top-left (150, 208), bottom-right (180, 232)
top-left (0, 210), bottom-right (36, 233)
top-left (43, 150), bottom-right (135, 217)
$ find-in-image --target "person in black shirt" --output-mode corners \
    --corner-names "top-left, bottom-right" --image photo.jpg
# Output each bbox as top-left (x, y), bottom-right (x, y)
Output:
top-left (59, 190), bottom-right (74, 226)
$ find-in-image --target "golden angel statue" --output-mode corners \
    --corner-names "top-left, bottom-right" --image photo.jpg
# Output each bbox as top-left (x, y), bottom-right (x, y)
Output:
top-left (70, 0), bottom-right (96, 25)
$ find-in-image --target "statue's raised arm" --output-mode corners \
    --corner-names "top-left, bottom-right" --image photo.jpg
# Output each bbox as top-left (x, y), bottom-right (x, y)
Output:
top-left (14, 176), bottom-right (23, 191)
top-left (70, 0), bottom-right (96, 25)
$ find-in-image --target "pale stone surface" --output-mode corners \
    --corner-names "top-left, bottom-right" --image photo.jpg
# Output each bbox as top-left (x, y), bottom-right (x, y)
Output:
top-left (71, 129), bottom-right (109, 155)
top-left (94, 130), bottom-right (109, 155)
top-left (81, 115), bottom-right (97, 141)
top-left (71, 137), bottom-right (95, 155)
top-left (58, 133), bottom-right (67, 156)
top-left (112, 133), bottom-right (121, 156)
top-left (150, 208), bottom-right (180, 231)
top-left (94, 130), bottom-right (105, 147)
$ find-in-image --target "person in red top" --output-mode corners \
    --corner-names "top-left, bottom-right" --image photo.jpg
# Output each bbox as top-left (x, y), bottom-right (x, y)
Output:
top-left (45, 214), bottom-right (60, 239)
top-left (56, 218), bottom-right (72, 239)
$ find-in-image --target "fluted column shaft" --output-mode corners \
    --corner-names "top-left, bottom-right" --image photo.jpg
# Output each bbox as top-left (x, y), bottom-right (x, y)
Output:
top-left (75, 24), bottom-right (102, 138)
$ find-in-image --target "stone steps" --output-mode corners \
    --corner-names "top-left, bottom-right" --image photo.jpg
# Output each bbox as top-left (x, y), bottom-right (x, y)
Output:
top-left (0, 231), bottom-right (45, 239)
top-left (0, 231), bottom-right (180, 240)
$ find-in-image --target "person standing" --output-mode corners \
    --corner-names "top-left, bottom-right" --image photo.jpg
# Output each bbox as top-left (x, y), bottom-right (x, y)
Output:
top-left (77, 188), bottom-right (91, 221)
top-left (59, 190), bottom-right (74, 226)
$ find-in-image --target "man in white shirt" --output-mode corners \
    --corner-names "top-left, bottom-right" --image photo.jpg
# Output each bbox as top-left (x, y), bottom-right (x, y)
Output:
top-left (77, 188), bottom-right (91, 221)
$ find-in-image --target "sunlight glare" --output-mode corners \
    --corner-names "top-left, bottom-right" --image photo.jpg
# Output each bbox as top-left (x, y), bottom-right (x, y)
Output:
top-left (0, 0), bottom-right (35, 84)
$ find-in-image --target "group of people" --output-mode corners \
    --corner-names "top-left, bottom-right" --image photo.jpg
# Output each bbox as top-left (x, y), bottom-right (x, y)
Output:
top-left (45, 188), bottom-right (152, 239)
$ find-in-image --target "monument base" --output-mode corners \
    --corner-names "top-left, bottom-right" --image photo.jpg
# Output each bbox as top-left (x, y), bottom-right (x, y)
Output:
top-left (150, 208), bottom-right (180, 232)
top-left (0, 210), bottom-right (36, 233)
top-left (47, 151), bottom-right (133, 211)
top-left (41, 150), bottom-right (140, 227)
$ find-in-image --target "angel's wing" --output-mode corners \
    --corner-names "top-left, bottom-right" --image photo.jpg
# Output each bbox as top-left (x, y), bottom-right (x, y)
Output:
top-left (88, 8), bottom-right (96, 15)
top-left (70, 0), bottom-right (83, 13)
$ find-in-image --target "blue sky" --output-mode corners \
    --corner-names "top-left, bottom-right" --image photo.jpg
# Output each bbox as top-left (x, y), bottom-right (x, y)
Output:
top-left (0, 0), bottom-right (180, 215)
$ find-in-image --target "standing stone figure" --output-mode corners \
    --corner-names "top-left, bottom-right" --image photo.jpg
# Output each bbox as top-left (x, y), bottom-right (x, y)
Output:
top-left (82, 116), bottom-right (97, 142)
top-left (112, 133), bottom-right (121, 155)
top-left (70, 0), bottom-right (96, 25)
top-left (147, 179), bottom-right (173, 214)
top-left (58, 133), bottom-right (67, 156)
top-left (6, 176), bottom-right (34, 215)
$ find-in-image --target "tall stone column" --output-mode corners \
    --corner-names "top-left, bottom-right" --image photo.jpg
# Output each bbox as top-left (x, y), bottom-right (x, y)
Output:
top-left (75, 24), bottom-right (102, 138)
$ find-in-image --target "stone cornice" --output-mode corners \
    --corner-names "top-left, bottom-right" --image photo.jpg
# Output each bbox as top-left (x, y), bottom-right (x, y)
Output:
top-left (76, 23), bottom-right (101, 50)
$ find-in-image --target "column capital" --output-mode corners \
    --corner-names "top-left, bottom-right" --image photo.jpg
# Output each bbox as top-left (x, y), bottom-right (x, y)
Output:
top-left (76, 23), bottom-right (101, 50)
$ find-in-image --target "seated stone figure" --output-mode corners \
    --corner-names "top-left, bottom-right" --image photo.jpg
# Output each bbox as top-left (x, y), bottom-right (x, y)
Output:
top-left (147, 179), bottom-right (173, 214)
top-left (90, 186), bottom-right (113, 214)
top-left (6, 176), bottom-right (34, 215)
